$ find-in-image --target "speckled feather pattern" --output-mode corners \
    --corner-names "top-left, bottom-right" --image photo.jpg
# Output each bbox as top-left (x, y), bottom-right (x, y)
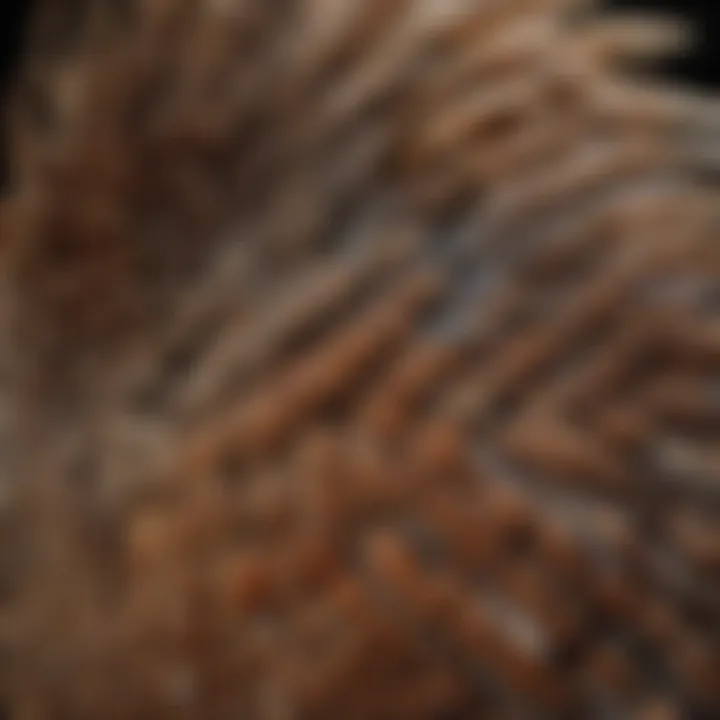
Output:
top-left (0, 1), bottom-right (719, 718)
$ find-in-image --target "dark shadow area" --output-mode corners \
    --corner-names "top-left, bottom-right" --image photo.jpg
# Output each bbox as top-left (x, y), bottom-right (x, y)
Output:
top-left (0, 3), bottom-right (34, 99)
top-left (1, 0), bottom-right (37, 189)
top-left (605, 0), bottom-right (720, 89)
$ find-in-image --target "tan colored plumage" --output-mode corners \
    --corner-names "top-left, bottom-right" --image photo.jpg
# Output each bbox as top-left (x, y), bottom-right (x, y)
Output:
top-left (0, 0), bottom-right (719, 717)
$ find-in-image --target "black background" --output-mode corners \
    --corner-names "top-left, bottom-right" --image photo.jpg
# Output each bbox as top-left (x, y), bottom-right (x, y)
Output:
top-left (0, 1), bottom-right (33, 108)
top-left (606, 0), bottom-right (720, 88)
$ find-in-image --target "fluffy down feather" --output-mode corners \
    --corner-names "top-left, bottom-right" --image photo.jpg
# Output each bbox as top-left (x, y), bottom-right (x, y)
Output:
top-left (0, 1), bottom-right (719, 717)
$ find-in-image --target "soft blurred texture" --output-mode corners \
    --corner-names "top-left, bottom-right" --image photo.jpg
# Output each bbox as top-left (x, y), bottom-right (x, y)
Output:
top-left (0, 1), bottom-right (718, 718)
